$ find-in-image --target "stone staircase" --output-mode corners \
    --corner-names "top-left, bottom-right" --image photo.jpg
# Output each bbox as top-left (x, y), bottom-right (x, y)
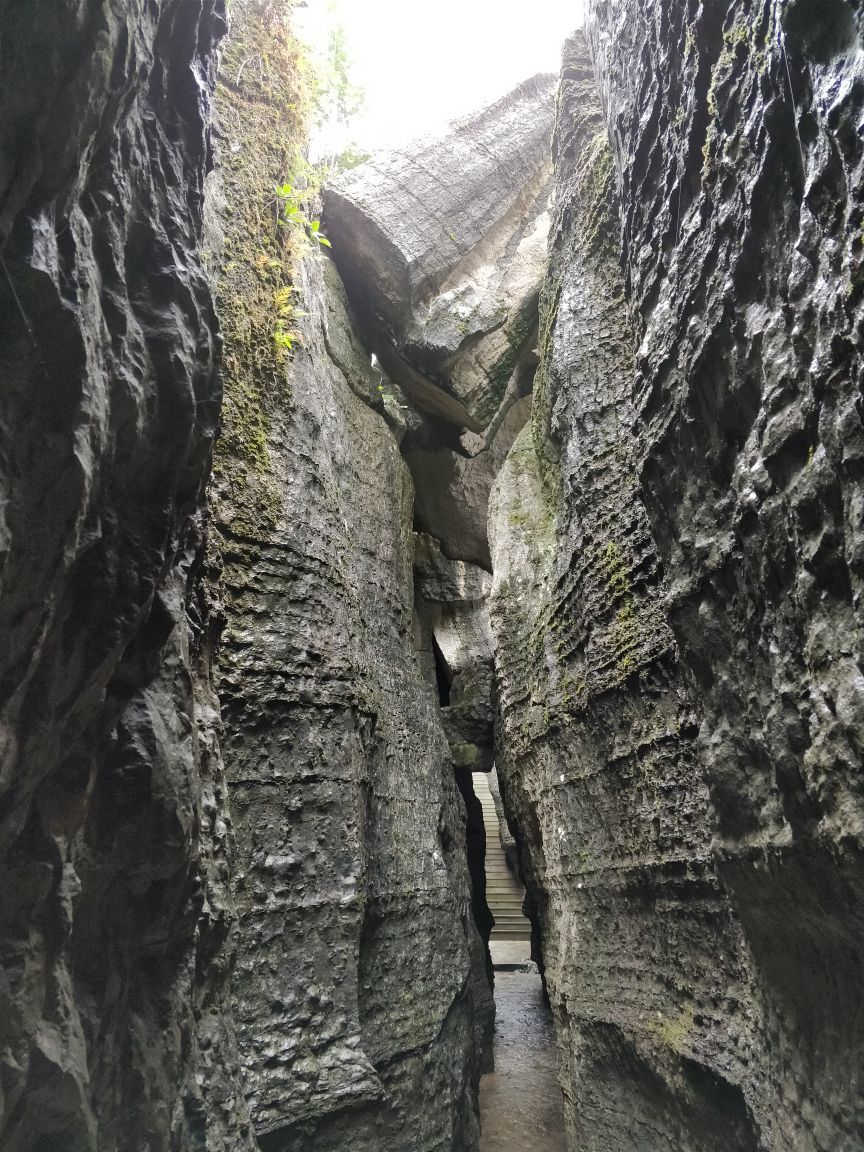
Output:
top-left (475, 772), bottom-right (531, 940)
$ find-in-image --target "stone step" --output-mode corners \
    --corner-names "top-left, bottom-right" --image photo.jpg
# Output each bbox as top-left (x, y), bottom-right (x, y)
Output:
top-left (475, 773), bottom-right (531, 935)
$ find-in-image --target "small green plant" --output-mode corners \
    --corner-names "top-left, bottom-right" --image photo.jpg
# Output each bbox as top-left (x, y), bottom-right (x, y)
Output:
top-left (273, 326), bottom-right (293, 348)
top-left (271, 284), bottom-right (307, 360)
top-left (274, 182), bottom-right (332, 248)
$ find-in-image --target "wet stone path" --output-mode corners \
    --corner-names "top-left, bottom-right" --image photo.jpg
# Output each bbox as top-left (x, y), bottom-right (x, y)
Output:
top-left (479, 971), bottom-right (567, 1151)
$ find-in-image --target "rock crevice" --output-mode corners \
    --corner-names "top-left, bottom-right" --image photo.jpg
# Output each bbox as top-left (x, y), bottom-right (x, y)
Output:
top-left (3, 4), bottom-right (864, 1150)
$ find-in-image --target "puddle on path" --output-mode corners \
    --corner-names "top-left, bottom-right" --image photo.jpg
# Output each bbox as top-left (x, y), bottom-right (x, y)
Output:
top-left (479, 970), bottom-right (567, 1151)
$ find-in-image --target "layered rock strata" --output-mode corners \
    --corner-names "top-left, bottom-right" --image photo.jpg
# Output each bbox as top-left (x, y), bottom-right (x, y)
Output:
top-left (0, 2), bottom-right (254, 1149)
top-left (325, 77), bottom-right (555, 433)
top-left (212, 244), bottom-right (488, 1146)
top-left (489, 8), bottom-right (864, 1150)
top-left (325, 81), bottom-right (549, 592)
top-left (5, 4), bottom-right (861, 1151)
top-left (204, 4), bottom-right (493, 1141)
top-left (489, 33), bottom-right (766, 1151)
top-left (323, 81), bottom-right (555, 1053)
top-left (585, 0), bottom-right (864, 1146)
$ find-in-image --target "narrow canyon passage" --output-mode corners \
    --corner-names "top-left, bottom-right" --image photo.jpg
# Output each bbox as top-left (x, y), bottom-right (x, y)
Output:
top-left (479, 972), bottom-right (567, 1152)
top-left (475, 771), bottom-right (566, 1149)
top-left (2, 3), bottom-right (864, 1151)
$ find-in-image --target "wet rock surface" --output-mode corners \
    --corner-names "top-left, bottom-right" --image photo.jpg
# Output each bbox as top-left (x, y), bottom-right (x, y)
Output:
top-left (487, 7), bottom-right (864, 1151)
top-left (489, 34), bottom-right (764, 1151)
top-left (0, 1), bottom-right (253, 1149)
top-left (3, 2), bottom-right (863, 1150)
top-left (478, 972), bottom-right (565, 1152)
top-left (213, 249), bottom-right (488, 1150)
top-left (587, 0), bottom-right (864, 1146)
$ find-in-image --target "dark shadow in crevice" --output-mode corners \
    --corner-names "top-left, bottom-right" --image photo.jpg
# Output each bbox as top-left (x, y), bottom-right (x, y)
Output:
top-left (430, 633), bottom-right (452, 706)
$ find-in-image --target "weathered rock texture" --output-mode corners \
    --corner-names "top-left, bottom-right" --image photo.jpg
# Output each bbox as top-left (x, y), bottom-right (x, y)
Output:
top-left (7, 2), bottom-right (861, 1149)
top-left (489, 37), bottom-right (765, 1147)
top-left (414, 534), bottom-right (497, 773)
top-left (204, 4), bottom-right (493, 1142)
top-left (214, 248), bottom-right (488, 1151)
top-left (324, 77), bottom-right (555, 433)
top-left (490, 10), bottom-right (864, 1152)
top-left (587, 0), bottom-right (864, 1147)
top-left (323, 85), bottom-right (556, 1079)
top-left (0, 2), bottom-right (254, 1149)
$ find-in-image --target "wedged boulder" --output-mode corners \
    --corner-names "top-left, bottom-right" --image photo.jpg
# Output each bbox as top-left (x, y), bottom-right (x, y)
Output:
top-left (414, 533), bottom-right (496, 772)
top-left (324, 76), bottom-right (555, 432)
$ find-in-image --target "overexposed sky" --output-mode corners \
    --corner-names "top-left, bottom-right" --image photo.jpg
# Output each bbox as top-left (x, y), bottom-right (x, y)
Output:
top-left (297, 1), bottom-right (584, 154)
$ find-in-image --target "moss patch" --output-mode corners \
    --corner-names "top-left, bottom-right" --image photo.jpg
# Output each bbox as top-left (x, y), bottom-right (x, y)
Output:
top-left (575, 131), bottom-right (616, 262)
top-left (211, 0), bottom-right (312, 537)
top-left (476, 299), bottom-right (537, 427)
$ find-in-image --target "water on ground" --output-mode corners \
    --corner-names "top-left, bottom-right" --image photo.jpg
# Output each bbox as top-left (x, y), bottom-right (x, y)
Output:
top-left (479, 970), bottom-right (567, 1151)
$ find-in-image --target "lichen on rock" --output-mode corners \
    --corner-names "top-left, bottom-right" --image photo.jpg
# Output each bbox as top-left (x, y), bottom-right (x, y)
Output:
top-left (207, 0), bottom-right (313, 539)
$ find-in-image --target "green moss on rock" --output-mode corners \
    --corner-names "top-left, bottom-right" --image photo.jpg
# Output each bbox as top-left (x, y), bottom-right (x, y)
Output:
top-left (211, 0), bottom-right (312, 538)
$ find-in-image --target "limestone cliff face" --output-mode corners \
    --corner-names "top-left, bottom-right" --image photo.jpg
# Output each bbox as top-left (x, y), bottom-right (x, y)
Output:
top-left (0, 2), bottom-right (253, 1149)
top-left (587, 0), bottom-right (864, 1146)
top-left (205, 5), bottom-right (491, 1142)
top-left (488, 35), bottom-right (764, 1150)
top-left (213, 253), bottom-right (486, 1150)
top-left (4, 3), bottom-right (862, 1150)
top-left (322, 86), bottom-right (561, 1087)
top-left (490, 9), bottom-right (864, 1152)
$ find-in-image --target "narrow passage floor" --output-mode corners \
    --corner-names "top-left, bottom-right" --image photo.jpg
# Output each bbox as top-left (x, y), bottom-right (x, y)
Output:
top-left (478, 970), bottom-right (567, 1151)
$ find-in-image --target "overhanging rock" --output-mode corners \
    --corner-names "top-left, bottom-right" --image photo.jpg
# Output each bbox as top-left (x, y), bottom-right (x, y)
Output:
top-left (324, 75), bottom-right (556, 432)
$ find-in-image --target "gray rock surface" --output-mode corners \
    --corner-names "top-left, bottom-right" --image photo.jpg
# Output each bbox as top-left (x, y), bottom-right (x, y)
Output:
top-left (487, 11), bottom-right (864, 1152)
top-left (0, 2), bottom-right (253, 1149)
top-left (5, 4), bottom-right (861, 1151)
top-left (405, 394), bottom-right (533, 569)
top-left (414, 533), bottom-right (496, 773)
top-left (586, 1), bottom-right (864, 1146)
top-left (213, 252), bottom-right (488, 1150)
top-left (324, 79), bottom-right (555, 432)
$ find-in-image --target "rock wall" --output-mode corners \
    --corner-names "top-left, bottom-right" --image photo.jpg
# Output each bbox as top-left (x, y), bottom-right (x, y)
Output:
top-left (0, 2), bottom-right (254, 1149)
top-left (489, 9), bottom-right (864, 1152)
top-left (322, 83), bottom-right (561, 1087)
top-left (5, 2), bottom-right (861, 1149)
top-left (487, 39), bottom-right (764, 1136)
top-left (213, 251), bottom-right (487, 1151)
top-left (204, 5), bottom-right (491, 1143)
top-left (586, 0), bottom-right (864, 1147)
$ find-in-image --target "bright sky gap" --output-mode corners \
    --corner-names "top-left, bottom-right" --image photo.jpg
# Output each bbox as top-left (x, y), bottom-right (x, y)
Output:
top-left (297, 0), bottom-right (585, 156)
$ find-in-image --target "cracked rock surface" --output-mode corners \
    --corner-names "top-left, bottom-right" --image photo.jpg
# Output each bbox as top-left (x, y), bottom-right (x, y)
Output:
top-left (488, 34), bottom-right (765, 1151)
top-left (488, 10), bottom-right (864, 1152)
top-left (324, 77), bottom-right (555, 433)
top-left (4, 3), bottom-right (863, 1150)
